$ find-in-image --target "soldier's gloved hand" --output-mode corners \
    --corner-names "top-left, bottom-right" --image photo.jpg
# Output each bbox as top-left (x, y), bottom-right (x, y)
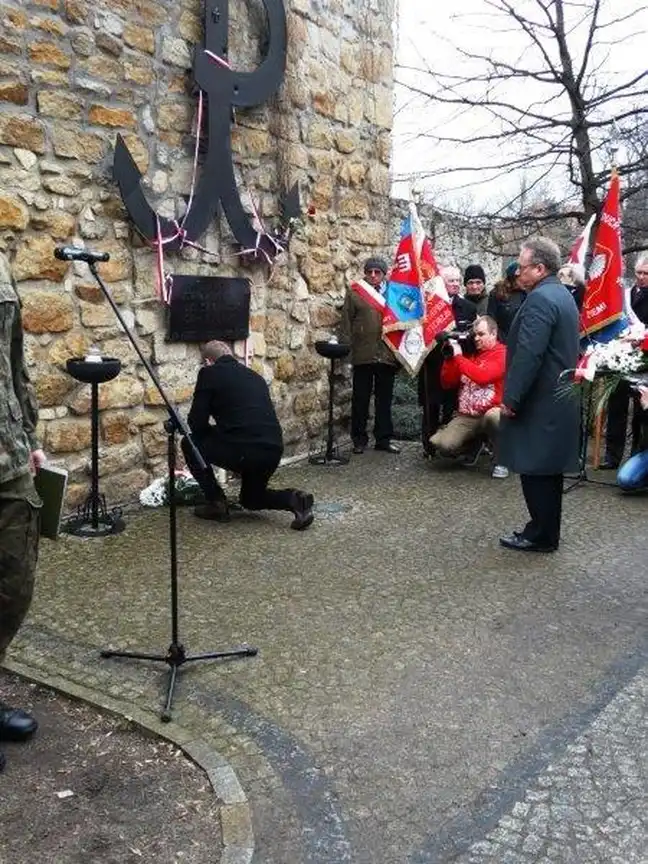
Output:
top-left (29, 449), bottom-right (47, 474)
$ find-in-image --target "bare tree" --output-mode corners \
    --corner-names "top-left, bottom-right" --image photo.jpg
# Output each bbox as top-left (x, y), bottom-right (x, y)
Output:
top-left (395, 0), bottom-right (648, 252)
top-left (618, 116), bottom-right (648, 256)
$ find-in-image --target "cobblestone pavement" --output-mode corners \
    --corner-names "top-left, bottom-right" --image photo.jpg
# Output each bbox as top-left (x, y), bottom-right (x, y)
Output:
top-left (455, 666), bottom-right (648, 864)
top-left (4, 442), bottom-right (648, 863)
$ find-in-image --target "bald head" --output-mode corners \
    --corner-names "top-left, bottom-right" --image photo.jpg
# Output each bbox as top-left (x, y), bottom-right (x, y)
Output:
top-left (200, 341), bottom-right (233, 363)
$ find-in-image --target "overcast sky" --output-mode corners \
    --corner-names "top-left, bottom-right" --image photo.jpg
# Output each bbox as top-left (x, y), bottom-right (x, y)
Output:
top-left (392, 0), bottom-right (648, 211)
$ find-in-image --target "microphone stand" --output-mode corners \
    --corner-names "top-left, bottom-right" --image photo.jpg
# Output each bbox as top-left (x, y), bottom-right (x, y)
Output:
top-left (564, 377), bottom-right (617, 493)
top-left (81, 261), bottom-right (257, 721)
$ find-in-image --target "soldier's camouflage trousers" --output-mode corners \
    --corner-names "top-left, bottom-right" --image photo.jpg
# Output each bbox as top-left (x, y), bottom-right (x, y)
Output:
top-left (0, 498), bottom-right (40, 660)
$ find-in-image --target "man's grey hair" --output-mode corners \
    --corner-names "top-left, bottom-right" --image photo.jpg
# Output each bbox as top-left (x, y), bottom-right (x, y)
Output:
top-left (200, 340), bottom-right (233, 361)
top-left (635, 254), bottom-right (648, 271)
top-left (440, 265), bottom-right (461, 280)
top-left (520, 237), bottom-right (562, 275)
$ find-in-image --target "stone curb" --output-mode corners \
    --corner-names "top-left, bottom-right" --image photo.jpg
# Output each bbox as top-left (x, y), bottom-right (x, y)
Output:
top-left (3, 658), bottom-right (254, 864)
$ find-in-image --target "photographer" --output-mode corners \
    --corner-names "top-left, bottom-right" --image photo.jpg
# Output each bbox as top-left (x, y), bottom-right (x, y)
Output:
top-left (429, 316), bottom-right (506, 467)
top-left (418, 265), bottom-right (476, 454)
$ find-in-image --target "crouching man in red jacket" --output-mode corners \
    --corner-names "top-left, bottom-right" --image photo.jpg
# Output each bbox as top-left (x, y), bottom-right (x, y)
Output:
top-left (430, 316), bottom-right (507, 466)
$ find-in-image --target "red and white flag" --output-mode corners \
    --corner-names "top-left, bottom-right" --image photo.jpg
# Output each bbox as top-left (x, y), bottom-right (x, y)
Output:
top-left (568, 213), bottom-right (595, 268)
top-left (382, 202), bottom-right (454, 375)
top-left (580, 171), bottom-right (626, 341)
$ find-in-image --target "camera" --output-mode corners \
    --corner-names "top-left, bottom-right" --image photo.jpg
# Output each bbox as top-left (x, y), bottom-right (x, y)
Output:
top-left (438, 325), bottom-right (477, 358)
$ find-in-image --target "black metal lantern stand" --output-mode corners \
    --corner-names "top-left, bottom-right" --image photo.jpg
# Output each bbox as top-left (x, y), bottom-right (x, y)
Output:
top-left (64, 356), bottom-right (126, 537)
top-left (309, 339), bottom-right (351, 466)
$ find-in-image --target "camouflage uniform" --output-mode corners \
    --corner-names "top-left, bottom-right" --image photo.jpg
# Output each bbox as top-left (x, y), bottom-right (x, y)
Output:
top-left (0, 252), bottom-right (41, 660)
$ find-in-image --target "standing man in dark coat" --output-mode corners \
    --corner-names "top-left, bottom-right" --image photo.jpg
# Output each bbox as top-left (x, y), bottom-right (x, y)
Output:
top-left (498, 238), bottom-right (580, 553)
top-left (182, 341), bottom-right (314, 530)
top-left (463, 264), bottom-right (489, 316)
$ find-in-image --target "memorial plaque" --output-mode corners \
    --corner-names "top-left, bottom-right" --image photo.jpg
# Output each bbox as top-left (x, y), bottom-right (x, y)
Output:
top-left (167, 276), bottom-right (251, 342)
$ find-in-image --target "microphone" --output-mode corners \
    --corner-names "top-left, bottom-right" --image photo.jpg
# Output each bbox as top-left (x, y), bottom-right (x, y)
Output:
top-left (54, 246), bottom-right (110, 263)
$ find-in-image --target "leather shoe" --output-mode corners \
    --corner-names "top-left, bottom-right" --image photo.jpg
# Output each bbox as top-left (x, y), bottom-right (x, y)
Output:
top-left (290, 491), bottom-right (314, 531)
top-left (352, 443), bottom-right (365, 454)
top-left (0, 705), bottom-right (38, 742)
top-left (597, 459), bottom-right (619, 470)
top-left (193, 500), bottom-right (230, 522)
top-left (375, 442), bottom-right (401, 454)
top-left (499, 534), bottom-right (557, 553)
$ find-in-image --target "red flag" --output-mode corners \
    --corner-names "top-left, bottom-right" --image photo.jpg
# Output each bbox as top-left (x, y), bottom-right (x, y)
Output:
top-left (580, 172), bottom-right (626, 339)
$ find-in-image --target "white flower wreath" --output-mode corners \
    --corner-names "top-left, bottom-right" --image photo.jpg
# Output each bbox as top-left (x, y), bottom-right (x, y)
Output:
top-left (139, 471), bottom-right (206, 507)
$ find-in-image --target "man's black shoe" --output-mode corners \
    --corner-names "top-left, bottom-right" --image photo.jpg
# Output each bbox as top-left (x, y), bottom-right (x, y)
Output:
top-left (0, 705), bottom-right (38, 742)
top-left (598, 459), bottom-right (619, 470)
top-left (352, 444), bottom-right (365, 454)
top-left (193, 500), bottom-right (231, 522)
top-left (375, 442), bottom-right (401, 454)
top-left (290, 491), bottom-right (314, 531)
top-left (499, 534), bottom-right (557, 553)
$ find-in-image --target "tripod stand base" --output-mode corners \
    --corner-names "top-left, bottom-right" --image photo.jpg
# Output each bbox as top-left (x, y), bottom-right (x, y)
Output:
top-left (63, 493), bottom-right (125, 537)
top-left (100, 641), bottom-right (258, 722)
top-left (64, 514), bottom-right (125, 537)
top-left (563, 471), bottom-right (618, 493)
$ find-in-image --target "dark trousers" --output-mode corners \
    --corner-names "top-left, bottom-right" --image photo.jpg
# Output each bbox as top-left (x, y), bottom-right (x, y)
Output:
top-left (418, 350), bottom-right (457, 450)
top-left (351, 363), bottom-right (397, 447)
top-left (520, 474), bottom-right (564, 548)
top-left (605, 382), bottom-right (643, 465)
top-left (181, 432), bottom-right (295, 512)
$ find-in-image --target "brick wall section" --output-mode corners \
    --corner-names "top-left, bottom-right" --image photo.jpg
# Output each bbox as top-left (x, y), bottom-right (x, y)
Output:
top-left (0, 0), bottom-right (395, 506)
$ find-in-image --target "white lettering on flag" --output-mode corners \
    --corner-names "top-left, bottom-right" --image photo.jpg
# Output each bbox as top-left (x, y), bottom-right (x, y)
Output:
top-left (396, 253), bottom-right (412, 273)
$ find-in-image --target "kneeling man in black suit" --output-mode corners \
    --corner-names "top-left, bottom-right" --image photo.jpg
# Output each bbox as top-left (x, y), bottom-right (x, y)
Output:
top-left (182, 341), bottom-right (314, 530)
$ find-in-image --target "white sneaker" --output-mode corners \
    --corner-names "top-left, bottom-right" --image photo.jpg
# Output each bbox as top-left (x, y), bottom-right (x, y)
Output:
top-left (491, 465), bottom-right (509, 479)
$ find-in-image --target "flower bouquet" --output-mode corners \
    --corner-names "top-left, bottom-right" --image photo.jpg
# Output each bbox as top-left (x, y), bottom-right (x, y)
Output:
top-left (559, 332), bottom-right (648, 416)
top-left (140, 470), bottom-right (207, 507)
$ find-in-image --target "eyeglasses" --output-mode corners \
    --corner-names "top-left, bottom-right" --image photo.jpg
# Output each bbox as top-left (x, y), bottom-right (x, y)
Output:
top-left (517, 263), bottom-right (538, 272)
top-left (365, 269), bottom-right (384, 276)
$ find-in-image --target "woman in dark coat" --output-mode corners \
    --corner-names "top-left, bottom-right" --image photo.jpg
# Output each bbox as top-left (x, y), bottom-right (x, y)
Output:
top-left (498, 238), bottom-right (580, 553)
top-left (486, 261), bottom-right (526, 341)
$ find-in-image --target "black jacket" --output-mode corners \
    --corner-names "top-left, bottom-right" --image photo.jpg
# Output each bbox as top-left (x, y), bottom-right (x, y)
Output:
top-left (451, 294), bottom-right (477, 329)
top-left (630, 285), bottom-right (648, 325)
top-left (464, 291), bottom-right (488, 317)
top-left (487, 289), bottom-right (526, 341)
top-left (187, 356), bottom-right (283, 451)
top-left (417, 295), bottom-right (477, 405)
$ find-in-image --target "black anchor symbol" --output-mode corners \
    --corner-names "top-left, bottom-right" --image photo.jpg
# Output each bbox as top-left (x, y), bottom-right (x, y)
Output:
top-left (113, 0), bottom-right (298, 259)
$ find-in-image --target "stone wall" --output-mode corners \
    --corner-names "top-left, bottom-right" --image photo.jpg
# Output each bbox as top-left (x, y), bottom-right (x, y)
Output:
top-left (0, 0), bottom-right (395, 506)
